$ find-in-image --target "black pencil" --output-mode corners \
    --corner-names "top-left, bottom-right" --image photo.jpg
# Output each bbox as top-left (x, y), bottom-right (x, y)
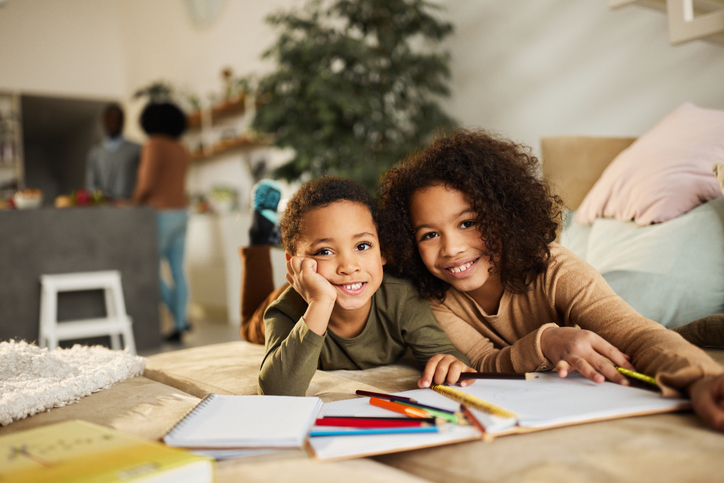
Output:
top-left (459, 372), bottom-right (538, 380)
top-left (355, 389), bottom-right (417, 403)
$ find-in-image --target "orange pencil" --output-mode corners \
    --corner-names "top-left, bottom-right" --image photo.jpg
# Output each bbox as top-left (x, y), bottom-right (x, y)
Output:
top-left (369, 397), bottom-right (430, 418)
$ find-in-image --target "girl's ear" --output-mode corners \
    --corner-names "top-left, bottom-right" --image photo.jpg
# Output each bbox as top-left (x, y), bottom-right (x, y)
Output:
top-left (381, 255), bottom-right (387, 266)
top-left (285, 253), bottom-right (291, 261)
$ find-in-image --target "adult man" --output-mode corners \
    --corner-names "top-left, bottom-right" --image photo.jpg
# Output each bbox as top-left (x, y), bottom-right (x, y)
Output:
top-left (86, 103), bottom-right (142, 200)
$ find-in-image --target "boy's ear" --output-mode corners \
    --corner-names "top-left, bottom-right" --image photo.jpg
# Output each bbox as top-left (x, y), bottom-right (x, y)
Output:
top-left (285, 253), bottom-right (291, 261)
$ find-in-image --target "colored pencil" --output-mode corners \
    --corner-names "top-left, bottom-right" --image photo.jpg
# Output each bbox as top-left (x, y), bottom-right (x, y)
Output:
top-left (369, 397), bottom-right (431, 418)
top-left (316, 416), bottom-right (439, 423)
top-left (459, 404), bottom-right (486, 435)
top-left (430, 384), bottom-right (517, 419)
top-left (458, 372), bottom-right (538, 380)
top-left (355, 390), bottom-right (417, 403)
top-left (309, 426), bottom-right (440, 437)
top-left (615, 366), bottom-right (658, 386)
top-left (315, 417), bottom-right (433, 428)
top-left (395, 401), bottom-right (461, 424)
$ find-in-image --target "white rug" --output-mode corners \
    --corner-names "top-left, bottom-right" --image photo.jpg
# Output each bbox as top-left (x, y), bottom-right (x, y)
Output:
top-left (0, 340), bottom-right (145, 426)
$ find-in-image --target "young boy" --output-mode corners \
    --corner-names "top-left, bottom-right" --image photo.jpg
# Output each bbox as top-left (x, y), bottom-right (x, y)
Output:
top-left (258, 177), bottom-right (472, 396)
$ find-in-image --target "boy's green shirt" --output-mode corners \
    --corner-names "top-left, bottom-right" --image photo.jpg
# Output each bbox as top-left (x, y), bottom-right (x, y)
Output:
top-left (258, 273), bottom-right (470, 396)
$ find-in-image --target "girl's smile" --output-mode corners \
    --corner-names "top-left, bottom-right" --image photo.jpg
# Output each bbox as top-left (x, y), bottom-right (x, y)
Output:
top-left (409, 183), bottom-right (504, 312)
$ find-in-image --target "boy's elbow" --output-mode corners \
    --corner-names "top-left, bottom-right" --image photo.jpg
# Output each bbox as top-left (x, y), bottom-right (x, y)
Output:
top-left (258, 370), bottom-right (305, 397)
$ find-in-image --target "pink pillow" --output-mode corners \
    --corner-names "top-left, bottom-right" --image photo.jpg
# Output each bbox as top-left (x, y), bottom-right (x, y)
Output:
top-left (575, 103), bottom-right (724, 225)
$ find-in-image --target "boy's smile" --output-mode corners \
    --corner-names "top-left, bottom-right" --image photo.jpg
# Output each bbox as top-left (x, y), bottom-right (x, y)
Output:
top-left (409, 184), bottom-right (503, 311)
top-left (295, 201), bottom-right (385, 322)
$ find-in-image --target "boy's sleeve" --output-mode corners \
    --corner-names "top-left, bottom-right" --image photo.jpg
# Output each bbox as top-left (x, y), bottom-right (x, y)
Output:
top-left (396, 285), bottom-right (471, 367)
top-left (257, 301), bottom-right (325, 397)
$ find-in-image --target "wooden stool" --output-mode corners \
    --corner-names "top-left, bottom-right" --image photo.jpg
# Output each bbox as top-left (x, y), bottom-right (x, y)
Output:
top-left (39, 270), bottom-right (136, 354)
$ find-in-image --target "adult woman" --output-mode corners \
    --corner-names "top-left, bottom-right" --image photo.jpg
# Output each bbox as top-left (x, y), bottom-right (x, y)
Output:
top-left (133, 102), bottom-right (191, 342)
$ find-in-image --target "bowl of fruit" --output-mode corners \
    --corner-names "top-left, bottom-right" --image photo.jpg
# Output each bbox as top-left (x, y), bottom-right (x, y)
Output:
top-left (13, 188), bottom-right (43, 209)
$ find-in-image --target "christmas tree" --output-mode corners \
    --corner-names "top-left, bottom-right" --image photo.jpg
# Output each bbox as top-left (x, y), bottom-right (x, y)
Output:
top-left (252, 0), bottom-right (456, 191)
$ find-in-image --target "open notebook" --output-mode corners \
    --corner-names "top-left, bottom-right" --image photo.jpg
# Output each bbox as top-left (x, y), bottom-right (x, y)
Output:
top-left (308, 372), bottom-right (690, 461)
top-left (164, 394), bottom-right (323, 450)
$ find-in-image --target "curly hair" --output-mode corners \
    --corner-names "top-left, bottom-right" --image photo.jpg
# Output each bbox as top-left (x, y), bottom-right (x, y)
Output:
top-left (140, 102), bottom-right (187, 138)
top-left (280, 176), bottom-right (380, 255)
top-left (377, 128), bottom-right (563, 300)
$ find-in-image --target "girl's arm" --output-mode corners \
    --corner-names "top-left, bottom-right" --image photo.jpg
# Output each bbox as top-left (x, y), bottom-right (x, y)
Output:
top-left (550, 245), bottom-right (722, 392)
top-left (431, 300), bottom-right (558, 373)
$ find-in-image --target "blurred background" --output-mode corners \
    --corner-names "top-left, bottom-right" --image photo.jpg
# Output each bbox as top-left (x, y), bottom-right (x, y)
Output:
top-left (1, 0), bottom-right (723, 352)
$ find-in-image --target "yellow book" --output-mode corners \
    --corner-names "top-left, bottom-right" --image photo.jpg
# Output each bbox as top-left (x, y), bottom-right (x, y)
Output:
top-left (0, 420), bottom-right (215, 483)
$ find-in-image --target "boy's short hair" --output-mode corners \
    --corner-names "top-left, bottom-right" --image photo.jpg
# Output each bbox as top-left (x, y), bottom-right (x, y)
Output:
top-left (280, 176), bottom-right (379, 255)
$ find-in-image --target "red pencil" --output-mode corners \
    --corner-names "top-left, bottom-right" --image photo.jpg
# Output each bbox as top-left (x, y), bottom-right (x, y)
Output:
top-left (315, 417), bottom-right (432, 428)
top-left (459, 404), bottom-right (486, 435)
top-left (369, 397), bottom-right (431, 418)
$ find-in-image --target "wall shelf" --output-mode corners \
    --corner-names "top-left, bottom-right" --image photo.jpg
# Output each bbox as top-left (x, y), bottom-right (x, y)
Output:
top-left (185, 94), bottom-right (272, 162)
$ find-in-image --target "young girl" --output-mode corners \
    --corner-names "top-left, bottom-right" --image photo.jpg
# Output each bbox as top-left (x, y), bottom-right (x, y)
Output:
top-left (377, 128), bottom-right (724, 431)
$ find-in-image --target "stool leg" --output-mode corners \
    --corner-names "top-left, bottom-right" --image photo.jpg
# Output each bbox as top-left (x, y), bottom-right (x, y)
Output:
top-left (39, 283), bottom-right (58, 350)
top-left (123, 316), bottom-right (137, 355)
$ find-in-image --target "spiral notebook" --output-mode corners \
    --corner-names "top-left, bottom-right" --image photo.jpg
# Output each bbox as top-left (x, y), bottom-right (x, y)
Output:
top-left (163, 394), bottom-right (323, 449)
top-left (308, 372), bottom-right (690, 461)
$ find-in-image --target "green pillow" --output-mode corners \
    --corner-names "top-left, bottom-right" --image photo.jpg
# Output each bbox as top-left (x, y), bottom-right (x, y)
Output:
top-left (562, 197), bottom-right (724, 328)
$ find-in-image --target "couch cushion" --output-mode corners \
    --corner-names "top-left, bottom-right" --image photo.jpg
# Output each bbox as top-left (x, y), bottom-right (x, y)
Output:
top-left (562, 197), bottom-right (724, 328)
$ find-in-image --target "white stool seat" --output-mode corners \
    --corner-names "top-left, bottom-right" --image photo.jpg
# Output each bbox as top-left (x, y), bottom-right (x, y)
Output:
top-left (39, 270), bottom-right (136, 354)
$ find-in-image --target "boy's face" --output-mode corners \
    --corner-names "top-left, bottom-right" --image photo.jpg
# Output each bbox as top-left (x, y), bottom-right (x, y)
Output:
top-left (294, 201), bottom-right (386, 313)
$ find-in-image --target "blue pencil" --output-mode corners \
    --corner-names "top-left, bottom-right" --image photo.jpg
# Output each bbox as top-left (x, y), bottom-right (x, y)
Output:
top-left (309, 426), bottom-right (440, 437)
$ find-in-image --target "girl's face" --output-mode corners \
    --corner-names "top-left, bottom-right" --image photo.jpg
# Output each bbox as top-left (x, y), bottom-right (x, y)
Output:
top-left (409, 184), bottom-right (500, 297)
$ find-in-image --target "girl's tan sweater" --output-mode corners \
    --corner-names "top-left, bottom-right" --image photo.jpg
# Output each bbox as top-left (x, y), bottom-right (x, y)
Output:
top-left (430, 243), bottom-right (722, 394)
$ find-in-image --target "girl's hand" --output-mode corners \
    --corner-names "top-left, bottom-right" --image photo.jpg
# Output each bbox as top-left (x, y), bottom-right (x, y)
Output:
top-left (689, 374), bottom-right (724, 431)
top-left (285, 256), bottom-right (337, 306)
top-left (540, 326), bottom-right (635, 385)
top-left (418, 354), bottom-right (475, 388)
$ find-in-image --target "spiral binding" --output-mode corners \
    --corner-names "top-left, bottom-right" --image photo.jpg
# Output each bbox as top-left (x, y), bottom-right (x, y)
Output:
top-left (430, 384), bottom-right (517, 419)
top-left (164, 393), bottom-right (218, 439)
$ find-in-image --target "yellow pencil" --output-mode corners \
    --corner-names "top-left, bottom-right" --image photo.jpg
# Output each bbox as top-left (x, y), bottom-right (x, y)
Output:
top-left (615, 366), bottom-right (658, 386)
top-left (430, 384), bottom-right (517, 419)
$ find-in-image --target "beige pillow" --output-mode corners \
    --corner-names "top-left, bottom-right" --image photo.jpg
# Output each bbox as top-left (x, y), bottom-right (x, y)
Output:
top-left (713, 163), bottom-right (724, 195)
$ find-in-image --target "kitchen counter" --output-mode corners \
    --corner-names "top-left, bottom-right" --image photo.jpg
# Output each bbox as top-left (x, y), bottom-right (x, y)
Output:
top-left (0, 206), bottom-right (161, 350)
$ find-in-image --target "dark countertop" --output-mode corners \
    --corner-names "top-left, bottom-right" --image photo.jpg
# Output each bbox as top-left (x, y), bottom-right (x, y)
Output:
top-left (0, 206), bottom-right (161, 350)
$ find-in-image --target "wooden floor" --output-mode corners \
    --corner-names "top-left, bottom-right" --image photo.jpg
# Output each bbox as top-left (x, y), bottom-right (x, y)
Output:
top-left (137, 308), bottom-right (242, 357)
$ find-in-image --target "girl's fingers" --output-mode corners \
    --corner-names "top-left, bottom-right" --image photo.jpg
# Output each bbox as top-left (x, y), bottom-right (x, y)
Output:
top-left (594, 359), bottom-right (630, 386)
top-left (556, 360), bottom-right (572, 378)
top-left (568, 356), bottom-right (605, 384)
top-left (593, 340), bottom-right (635, 371)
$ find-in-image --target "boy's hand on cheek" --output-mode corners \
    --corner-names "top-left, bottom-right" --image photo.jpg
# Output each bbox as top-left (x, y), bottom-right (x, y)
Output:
top-left (285, 256), bottom-right (337, 305)
top-left (286, 256), bottom-right (337, 336)
top-left (418, 354), bottom-right (475, 389)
